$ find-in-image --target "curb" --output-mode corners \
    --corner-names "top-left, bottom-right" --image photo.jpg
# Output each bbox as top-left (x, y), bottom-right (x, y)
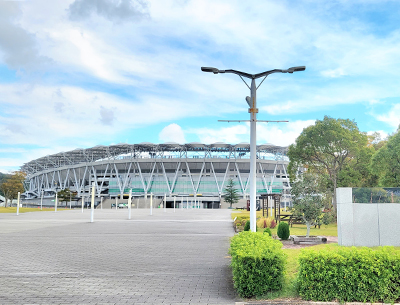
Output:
top-left (235, 300), bottom-right (400, 305)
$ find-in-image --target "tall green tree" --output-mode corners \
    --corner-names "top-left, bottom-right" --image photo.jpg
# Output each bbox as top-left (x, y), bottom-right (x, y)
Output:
top-left (57, 188), bottom-right (76, 207)
top-left (291, 172), bottom-right (327, 237)
top-left (337, 144), bottom-right (378, 187)
top-left (0, 172), bottom-right (11, 197)
top-left (370, 127), bottom-right (400, 186)
top-left (0, 171), bottom-right (26, 207)
top-left (288, 116), bottom-right (368, 208)
top-left (223, 178), bottom-right (240, 208)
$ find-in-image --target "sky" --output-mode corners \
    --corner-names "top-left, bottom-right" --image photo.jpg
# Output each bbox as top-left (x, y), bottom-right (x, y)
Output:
top-left (1, 0), bottom-right (400, 173)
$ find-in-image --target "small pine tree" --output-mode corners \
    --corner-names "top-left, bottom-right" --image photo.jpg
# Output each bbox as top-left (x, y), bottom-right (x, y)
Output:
top-left (244, 220), bottom-right (250, 231)
top-left (277, 222), bottom-right (290, 240)
top-left (223, 178), bottom-right (240, 208)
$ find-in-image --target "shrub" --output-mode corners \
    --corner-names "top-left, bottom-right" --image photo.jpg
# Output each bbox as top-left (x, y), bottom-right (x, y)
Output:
top-left (270, 219), bottom-right (277, 229)
top-left (263, 228), bottom-right (272, 236)
top-left (257, 217), bottom-right (275, 228)
top-left (243, 220), bottom-right (250, 231)
top-left (277, 222), bottom-right (290, 240)
top-left (256, 217), bottom-right (267, 228)
top-left (230, 231), bottom-right (286, 298)
top-left (298, 247), bottom-right (400, 302)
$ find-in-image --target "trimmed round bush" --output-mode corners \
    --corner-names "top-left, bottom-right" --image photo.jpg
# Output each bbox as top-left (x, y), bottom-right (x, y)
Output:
top-left (229, 231), bottom-right (286, 298)
top-left (263, 228), bottom-right (272, 236)
top-left (277, 222), bottom-right (290, 240)
top-left (243, 220), bottom-right (250, 231)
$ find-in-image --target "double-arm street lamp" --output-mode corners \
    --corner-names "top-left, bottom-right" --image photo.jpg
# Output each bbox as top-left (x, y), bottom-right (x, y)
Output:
top-left (201, 66), bottom-right (305, 232)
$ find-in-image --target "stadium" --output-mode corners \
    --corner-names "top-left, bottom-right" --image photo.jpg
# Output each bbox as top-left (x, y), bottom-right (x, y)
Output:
top-left (21, 142), bottom-right (291, 209)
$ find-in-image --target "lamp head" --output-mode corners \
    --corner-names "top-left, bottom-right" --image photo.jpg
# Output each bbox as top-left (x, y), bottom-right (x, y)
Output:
top-left (287, 66), bottom-right (306, 73)
top-left (201, 67), bottom-right (219, 74)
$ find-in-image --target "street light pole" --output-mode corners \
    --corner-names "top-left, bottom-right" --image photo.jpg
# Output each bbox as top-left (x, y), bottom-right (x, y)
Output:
top-left (249, 78), bottom-right (258, 233)
top-left (201, 66), bottom-right (305, 232)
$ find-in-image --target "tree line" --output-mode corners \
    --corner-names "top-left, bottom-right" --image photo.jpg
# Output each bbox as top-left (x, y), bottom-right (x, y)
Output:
top-left (287, 116), bottom-right (400, 235)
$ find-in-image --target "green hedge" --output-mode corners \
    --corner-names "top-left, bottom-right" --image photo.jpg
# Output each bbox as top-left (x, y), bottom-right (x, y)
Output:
top-left (230, 231), bottom-right (286, 298)
top-left (298, 246), bottom-right (400, 303)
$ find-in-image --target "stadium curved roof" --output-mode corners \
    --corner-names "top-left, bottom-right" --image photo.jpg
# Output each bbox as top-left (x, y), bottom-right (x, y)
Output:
top-left (21, 142), bottom-right (288, 175)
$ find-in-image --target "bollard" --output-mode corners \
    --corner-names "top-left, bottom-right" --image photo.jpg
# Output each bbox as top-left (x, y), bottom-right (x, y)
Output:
top-left (128, 189), bottom-right (132, 220)
top-left (16, 192), bottom-right (20, 215)
top-left (90, 182), bottom-right (95, 223)
top-left (164, 194), bottom-right (166, 212)
top-left (150, 193), bottom-right (153, 215)
top-left (82, 196), bottom-right (84, 213)
top-left (55, 191), bottom-right (58, 213)
top-left (174, 196), bottom-right (176, 213)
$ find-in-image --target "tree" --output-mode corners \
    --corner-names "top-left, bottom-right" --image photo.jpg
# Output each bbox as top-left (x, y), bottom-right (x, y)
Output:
top-left (223, 178), bottom-right (240, 208)
top-left (290, 172), bottom-right (326, 237)
top-left (57, 188), bottom-right (76, 207)
top-left (0, 172), bottom-right (10, 197)
top-left (288, 116), bottom-right (368, 209)
top-left (370, 127), bottom-right (400, 186)
top-left (337, 144), bottom-right (378, 187)
top-left (0, 171), bottom-right (26, 207)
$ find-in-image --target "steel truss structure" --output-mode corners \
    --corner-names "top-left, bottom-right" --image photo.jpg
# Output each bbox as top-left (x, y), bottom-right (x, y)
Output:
top-left (21, 142), bottom-right (291, 206)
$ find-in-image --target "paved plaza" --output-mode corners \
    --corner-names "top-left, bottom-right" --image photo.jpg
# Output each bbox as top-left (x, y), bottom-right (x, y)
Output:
top-left (0, 208), bottom-right (238, 304)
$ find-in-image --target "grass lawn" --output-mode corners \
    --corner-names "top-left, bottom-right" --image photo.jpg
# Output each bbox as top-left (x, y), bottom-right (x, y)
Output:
top-left (269, 223), bottom-right (337, 237)
top-left (262, 243), bottom-right (339, 300)
top-left (232, 209), bottom-right (292, 219)
top-left (232, 210), bottom-right (338, 237)
top-left (0, 207), bottom-right (69, 213)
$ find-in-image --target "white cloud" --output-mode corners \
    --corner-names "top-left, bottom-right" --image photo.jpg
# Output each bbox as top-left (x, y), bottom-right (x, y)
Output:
top-left (257, 120), bottom-right (315, 146)
top-left (375, 104), bottom-right (400, 129)
top-left (191, 124), bottom-right (248, 144)
top-left (189, 120), bottom-right (315, 146)
top-left (367, 130), bottom-right (389, 141)
top-left (68, 0), bottom-right (150, 23)
top-left (159, 123), bottom-right (186, 143)
top-left (0, 1), bottom-right (51, 70)
top-left (321, 68), bottom-right (347, 78)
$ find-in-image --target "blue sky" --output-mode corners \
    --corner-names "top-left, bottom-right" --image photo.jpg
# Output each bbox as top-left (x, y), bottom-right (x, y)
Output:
top-left (1, 0), bottom-right (400, 173)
